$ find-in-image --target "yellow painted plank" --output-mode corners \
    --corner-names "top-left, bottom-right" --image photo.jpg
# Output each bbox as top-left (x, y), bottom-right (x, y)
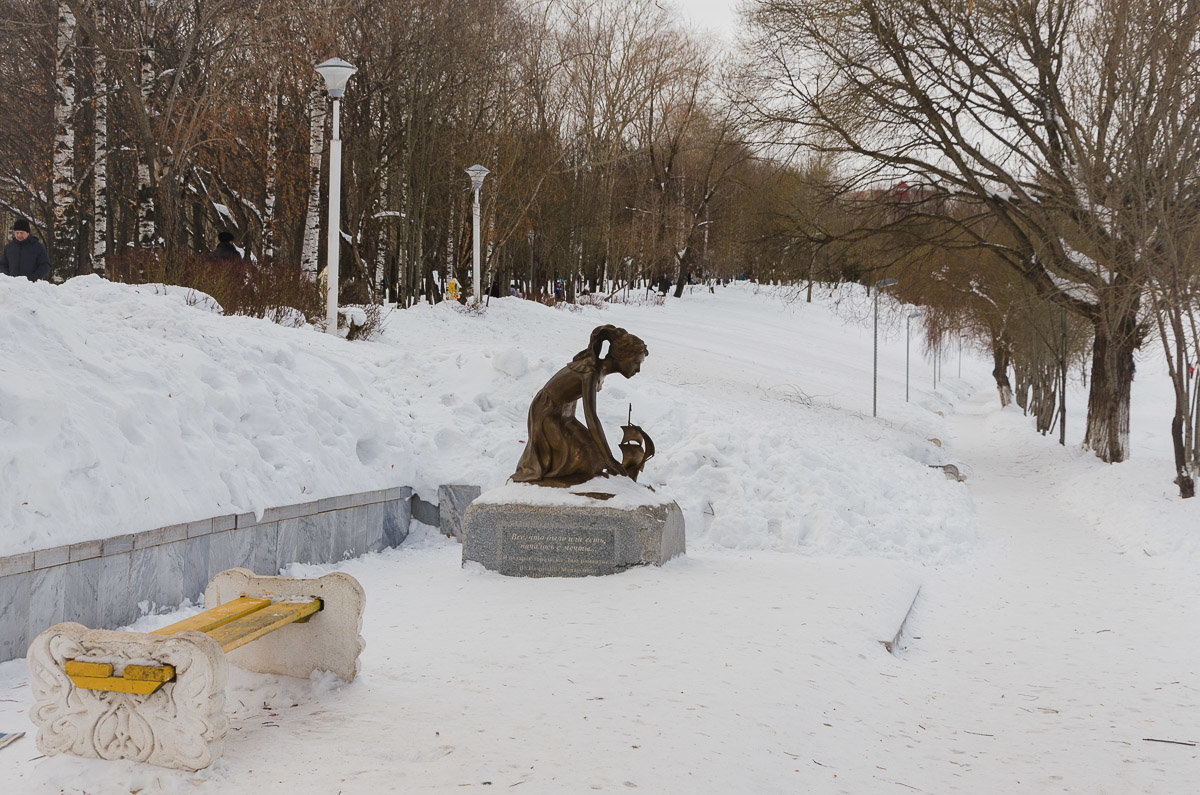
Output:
top-left (204, 599), bottom-right (321, 653)
top-left (123, 664), bottom-right (175, 683)
top-left (67, 674), bottom-right (168, 695)
top-left (64, 660), bottom-right (175, 693)
top-left (65, 660), bottom-right (113, 678)
top-left (152, 596), bottom-right (272, 636)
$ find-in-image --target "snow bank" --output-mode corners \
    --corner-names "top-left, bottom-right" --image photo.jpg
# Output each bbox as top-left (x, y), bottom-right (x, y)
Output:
top-left (0, 276), bottom-right (976, 564)
top-left (0, 276), bottom-right (416, 554)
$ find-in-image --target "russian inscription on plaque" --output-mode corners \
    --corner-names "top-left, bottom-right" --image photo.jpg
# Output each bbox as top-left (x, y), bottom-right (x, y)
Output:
top-left (500, 528), bottom-right (616, 577)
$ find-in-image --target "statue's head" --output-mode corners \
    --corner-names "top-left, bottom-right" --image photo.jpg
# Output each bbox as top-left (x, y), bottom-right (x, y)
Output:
top-left (587, 325), bottom-right (648, 378)
top-left (611, 332), bottom-right (648, 378)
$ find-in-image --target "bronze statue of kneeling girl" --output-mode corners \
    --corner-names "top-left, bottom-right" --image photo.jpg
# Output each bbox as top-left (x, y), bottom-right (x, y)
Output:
top-left (512, 325), bottom-right (653, 487)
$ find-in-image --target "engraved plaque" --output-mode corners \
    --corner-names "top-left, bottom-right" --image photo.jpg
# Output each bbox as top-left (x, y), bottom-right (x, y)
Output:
top-left (499, 527), bottom-right (616, 577)
top-left (462, 500), bottom-right (685, 578)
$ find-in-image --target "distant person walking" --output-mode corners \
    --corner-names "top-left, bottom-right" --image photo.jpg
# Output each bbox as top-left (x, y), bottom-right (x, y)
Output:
top-left (0, 218), bottom-right (51, 282)
top-left (212, 231), bottom-right (242, 261)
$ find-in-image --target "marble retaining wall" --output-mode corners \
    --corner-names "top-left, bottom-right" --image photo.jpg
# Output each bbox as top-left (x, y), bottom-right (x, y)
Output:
top-left (0, 486), bottom-right (412, 663)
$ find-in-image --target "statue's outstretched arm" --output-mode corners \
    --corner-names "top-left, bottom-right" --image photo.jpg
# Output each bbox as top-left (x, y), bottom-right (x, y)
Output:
top-left (582, 372), bottom-right (626, 477)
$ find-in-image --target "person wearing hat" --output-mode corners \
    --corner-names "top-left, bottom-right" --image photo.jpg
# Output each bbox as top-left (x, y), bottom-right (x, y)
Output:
top-left (0, 218), bottom-right (51, 282)
top-left (212, 231), bottom-right (242, 261)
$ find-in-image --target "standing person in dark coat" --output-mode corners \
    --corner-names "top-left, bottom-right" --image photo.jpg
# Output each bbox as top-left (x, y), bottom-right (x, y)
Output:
top-left (212, 231), bottom-right (242, 261)
top-left (0, 218), bottom-right (51, 282)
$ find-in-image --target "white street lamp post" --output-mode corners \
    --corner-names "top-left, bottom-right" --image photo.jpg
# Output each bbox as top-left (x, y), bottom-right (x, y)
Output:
top-left (466, 164), bottom-right (489, 303)
top-left (906, 311), bottom-right (922, 402)
top-left (873, 277), bottom-right (898, 417)
top-left (316, 57), bottom-right (357, 335)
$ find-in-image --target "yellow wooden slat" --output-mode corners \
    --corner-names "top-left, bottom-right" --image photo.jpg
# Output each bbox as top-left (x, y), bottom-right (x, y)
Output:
top-left (123, 664), bottom-right (175, 683)
top-left (65, 660), bottom-right (113, 678)
top-left (67, 674), bottom-right (169, 695)
top-left (204, 599), bottom-right (321, 654)
top-left (64, 660), bottom-right (175, 694)
top-left (151, 596), bottom-right (272, 636)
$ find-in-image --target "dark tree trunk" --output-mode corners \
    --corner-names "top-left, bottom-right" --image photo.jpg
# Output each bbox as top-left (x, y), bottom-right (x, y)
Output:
top-left (1164, 308), bottom-right (1195, 498)
top-left (1083, 305), bottom-right (1141, 463)
top-left (991, 337), bottom-right (1014, 407)
top-left (1171, 410), bottom-right (1195, 497)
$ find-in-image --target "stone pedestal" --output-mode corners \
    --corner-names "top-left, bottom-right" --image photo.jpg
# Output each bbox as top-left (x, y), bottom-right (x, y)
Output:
top-left (462, 482), bottom-right (685, 577)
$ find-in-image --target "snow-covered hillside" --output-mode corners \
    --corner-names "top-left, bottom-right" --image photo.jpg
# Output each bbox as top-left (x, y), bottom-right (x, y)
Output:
top-left (1, 275), bottom-right (976, 562)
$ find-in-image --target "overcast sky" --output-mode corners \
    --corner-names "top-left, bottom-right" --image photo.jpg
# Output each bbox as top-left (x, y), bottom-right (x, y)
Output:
top-left (673, 0), bottom-right (743, 41)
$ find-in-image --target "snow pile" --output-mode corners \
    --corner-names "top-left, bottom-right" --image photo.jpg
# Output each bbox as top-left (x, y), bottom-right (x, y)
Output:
top-left (0, 275), bottom-right (976, 563)
top-left (0, 276), bottom-right (416, 553)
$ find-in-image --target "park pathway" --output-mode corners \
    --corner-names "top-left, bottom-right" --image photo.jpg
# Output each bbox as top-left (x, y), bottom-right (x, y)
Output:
top-left (870, 388), bottom-right (1200, 792)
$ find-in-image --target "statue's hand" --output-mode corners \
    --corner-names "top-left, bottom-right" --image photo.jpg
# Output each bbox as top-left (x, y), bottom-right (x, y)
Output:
top-left (607, 459), bottom-right (628, 478)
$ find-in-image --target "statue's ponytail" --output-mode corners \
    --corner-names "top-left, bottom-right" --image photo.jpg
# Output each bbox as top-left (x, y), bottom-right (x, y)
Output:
top-left (589, 324), bottom-right (619, 359)
top-left (574, 324), bottom-right (620, 362)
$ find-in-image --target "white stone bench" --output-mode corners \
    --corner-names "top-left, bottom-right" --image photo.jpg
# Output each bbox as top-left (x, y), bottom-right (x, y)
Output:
top-left (26, 568), bottom-right (364, 770)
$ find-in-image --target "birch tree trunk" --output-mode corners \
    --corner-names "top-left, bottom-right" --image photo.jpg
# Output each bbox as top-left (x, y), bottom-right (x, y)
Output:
top-left (413, 214), bottom-right (425, 306)
top-left (264, 77), bottom-right (279, 260)
top-left (446, 200), bottom-right (455, 280)
top-left (300, 81), bottom-right (326, 279)
top-left (136, 22), bottom-right (156, 247)
top-left (486, 212), bottom-right (495, 295)
top-left (373, 99), bottom-right (388, 298)
top-left (374, 158), bottom-right (389, 299)
top-left (52, 0), bottom-right (78, 279)
top-left (91, 5), bottom-right (107, 275)
top-left (397, 172), bottom-right (410, 305)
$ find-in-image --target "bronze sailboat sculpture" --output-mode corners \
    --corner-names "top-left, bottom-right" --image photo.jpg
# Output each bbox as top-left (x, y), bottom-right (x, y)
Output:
top-left (618, 404), bottom-right (655, 482)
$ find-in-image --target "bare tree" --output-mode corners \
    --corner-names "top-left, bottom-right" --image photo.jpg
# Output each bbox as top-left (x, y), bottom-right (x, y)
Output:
top-left (741, 0), bottom-right (1200, 467)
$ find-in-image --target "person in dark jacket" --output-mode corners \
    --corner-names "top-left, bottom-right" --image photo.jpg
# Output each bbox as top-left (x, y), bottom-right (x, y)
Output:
top-left (0, 218), bottom-right (51, 281)
top-left (212, 231), bottom-right (242, 261)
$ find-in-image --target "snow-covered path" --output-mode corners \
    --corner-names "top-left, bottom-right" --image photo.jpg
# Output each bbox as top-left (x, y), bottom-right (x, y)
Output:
top-left (869, 390), bottom-right (1200, 793)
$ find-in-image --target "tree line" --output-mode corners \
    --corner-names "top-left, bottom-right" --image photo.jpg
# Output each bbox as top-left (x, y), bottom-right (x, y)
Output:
top-left (5, 0), bottom-right (791, 306)
top-left (5, 0), bottom-right (1199, 495)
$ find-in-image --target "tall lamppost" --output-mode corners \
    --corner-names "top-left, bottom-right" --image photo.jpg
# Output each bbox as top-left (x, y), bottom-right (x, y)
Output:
top-left (906, 311), bottom-right (922, 402)
top-left (873, 277), bottom-right (898, 417)
top-left (465, 164), bottom-right (489, 303)
top-left (315, 57), bottom-right (357, 335)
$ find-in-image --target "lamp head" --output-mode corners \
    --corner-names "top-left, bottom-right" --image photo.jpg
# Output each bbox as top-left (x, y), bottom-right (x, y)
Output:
top-left (466, 164), bottom-right (490, 190)
top-left (316, 58), bottom-right (358, 98)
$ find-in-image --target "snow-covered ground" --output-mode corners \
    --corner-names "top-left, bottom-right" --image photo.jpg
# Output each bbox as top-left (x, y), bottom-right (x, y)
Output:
top-left (1, 276), bottom-right (1197, 793)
